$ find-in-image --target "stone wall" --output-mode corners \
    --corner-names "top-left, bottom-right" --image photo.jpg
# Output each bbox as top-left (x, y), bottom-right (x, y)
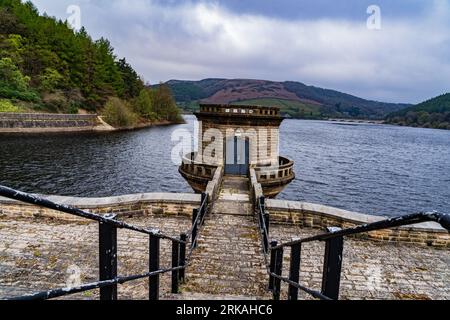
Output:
top-left (199, 121), bottom-right (279, 166)
top-left (0, 193), bottom-right (200, 222)
top-left (0, 113), bottom-right (113, 133)
top-left (205, 166), bottom-right (224, 201)
top-left (267, 199), bottom-right (450, 248)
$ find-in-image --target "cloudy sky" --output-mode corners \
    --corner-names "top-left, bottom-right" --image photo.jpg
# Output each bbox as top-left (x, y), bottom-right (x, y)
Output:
top-left (30, 0), bottom-right (450, 103)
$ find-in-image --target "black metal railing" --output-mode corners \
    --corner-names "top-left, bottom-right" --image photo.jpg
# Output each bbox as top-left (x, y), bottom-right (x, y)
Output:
top-left (255, 195), bottom-right (450, 301)
top-left (0, 185), bottom-right (211, 300)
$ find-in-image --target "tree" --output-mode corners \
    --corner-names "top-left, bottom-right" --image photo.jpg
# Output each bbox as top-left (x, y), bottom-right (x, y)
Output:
top-left (39, 67), bottom-right (64, 92)
top-left (102, 97), bottom-right (137, 127)
top-left (152, 83), bottom-right (182, 122)
top-left (0, 57), bottom-right (29, 91)
top-left (134, 88), bottom-right (156, 120)
top-left (117, 58), bottom-right (143, 99)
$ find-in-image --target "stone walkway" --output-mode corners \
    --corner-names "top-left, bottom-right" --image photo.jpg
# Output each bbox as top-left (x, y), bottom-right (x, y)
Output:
top-left (271, 224), bottom-right (450, 300)
top-left (0, 179), bottom-right (448, 300)
top-left (177, 176), bottom-right (270, 299)
top-left (0, 215), bottom-right (191, 300)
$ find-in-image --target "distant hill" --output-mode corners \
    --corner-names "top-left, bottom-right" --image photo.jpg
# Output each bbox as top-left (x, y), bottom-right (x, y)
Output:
top-left (386, 93), bottom-right (450, 130)
top-left (160, 78), bottom-right (411, 120)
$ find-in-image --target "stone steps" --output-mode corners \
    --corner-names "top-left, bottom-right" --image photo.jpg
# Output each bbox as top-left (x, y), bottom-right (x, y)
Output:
top-left (179, 176), bottom-right (271, 299)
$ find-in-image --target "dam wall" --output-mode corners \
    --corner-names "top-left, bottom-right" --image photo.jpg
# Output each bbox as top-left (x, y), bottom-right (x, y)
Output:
top-left (267, 199), bottom-right (449, 248)
top-left (0, 193), bottom-right (448, 247)
top-left (0, 113), bottom-right (114, 133)
top-left (0, 193), bottom-right (201, 222)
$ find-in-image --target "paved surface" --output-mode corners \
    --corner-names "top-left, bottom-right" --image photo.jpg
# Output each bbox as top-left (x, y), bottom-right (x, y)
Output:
top-left (0, 177), bottom-right (448, 300)
top-left (179, 176), bottom-right (270, 299)
top-left (0, 215), bottom-right (191, 300)
top-left (271, 224), bottom-right (450, 300)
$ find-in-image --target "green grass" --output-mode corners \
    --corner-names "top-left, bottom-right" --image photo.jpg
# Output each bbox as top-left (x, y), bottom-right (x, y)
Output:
top-left (231, 98), bottom-right (322, 119)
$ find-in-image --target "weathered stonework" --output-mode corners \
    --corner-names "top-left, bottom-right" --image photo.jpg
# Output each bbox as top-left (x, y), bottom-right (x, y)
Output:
top-left (0, 113), bottom-right (114, 133)
top-left (267, 200), bottom-right (450, 248)
top-left (0, 193), bottom-right (200, 222)
top-left (180, 104), bottom-right (295, 198)
top-left (0, 185), bottom-right (448, 300)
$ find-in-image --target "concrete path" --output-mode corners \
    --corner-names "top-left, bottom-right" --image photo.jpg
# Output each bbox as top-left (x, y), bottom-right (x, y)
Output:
top-left (178, 176), bottom-right (271, 299)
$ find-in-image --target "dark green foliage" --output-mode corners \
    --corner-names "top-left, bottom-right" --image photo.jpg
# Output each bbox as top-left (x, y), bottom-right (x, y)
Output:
top-left (161, 79), bottom-right (411, 120)
top-left (386, 93), bottom-right (450, 130)
top-left (151, 84), bottom-right (184, 123)
top-left (103, 97), bottom-right (138, 127)
top-left (117, 58), bottom-right (144, 99)
top-left (0, 0), bottom-right (144, 112)
top-left (282, 81), bottom-right (409, 119)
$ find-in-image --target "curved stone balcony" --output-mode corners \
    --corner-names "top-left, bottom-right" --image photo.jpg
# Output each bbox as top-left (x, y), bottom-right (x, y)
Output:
top-left (253, 156), bottom-right (295, 198)
top-left (180, 152), bottom-right (295, 198)
top-left (179, 152), bottom-right (218, 193)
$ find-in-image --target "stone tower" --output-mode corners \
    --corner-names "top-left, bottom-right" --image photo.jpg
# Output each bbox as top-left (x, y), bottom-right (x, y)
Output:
top-left (179, 104), bottom-right (295, 198)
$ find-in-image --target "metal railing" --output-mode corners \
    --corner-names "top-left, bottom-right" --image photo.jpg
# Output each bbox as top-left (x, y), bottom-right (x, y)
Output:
top-left (255, 195), bottom-right (450, 301)
top-left (0, 185), bottom-right (211, 300)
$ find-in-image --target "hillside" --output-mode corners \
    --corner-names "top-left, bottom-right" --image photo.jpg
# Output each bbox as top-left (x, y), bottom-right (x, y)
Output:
top-left (386, 93), bottom-right (450, 130)
top-left (0, 0), bottom-right (182, 127)
top-left (163, 78), bottom-right (411, 120)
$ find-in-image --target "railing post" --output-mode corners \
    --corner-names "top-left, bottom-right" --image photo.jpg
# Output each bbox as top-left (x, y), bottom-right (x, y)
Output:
top-left (260, 197), bottom-right (265, 213)
top-left (264, 212), bottom-right (270, 236)
top-left (268, 241), bottom-right (277, 291)
top-left (99, 214), bottom-right (118, 301)
top-left (171, 240), bottom-right (180, 294)
top-left (321, 227), bottom-right (344, 300)
top-left (179, 233), bottom-right (187, 283)
top-left (273, 246), bottom-right (284, 300)
top-left (264, 211), bottom-right (270, 253)
top-left (149, 233), bottom-right (160, 300)
top-left (288, 241), bottom-right (301, 300)
top-left (201, 193), bottom-right (207, 225)
top-left (191, 208), bottom-right (198, 249)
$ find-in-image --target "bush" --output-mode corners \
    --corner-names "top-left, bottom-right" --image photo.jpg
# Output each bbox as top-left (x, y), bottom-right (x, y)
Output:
top-left (133, 88), bottom-right (157, 121)
top-left (102, 97), bottom-right (138, 128)
top-left (0, 99), bottom-right (20, 112)
top-left (0, 86), bottom-right (40, 102)
top-left (39, 68), bottom-right (64, 92)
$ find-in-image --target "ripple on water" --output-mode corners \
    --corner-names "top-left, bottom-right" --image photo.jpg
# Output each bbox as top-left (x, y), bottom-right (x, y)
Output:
top-left (0, 117), bottom-right (449, 217)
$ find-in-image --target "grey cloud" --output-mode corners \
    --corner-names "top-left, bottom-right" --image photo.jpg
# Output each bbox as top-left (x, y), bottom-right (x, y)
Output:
top-left (32, 0), bottom-right (450, 103)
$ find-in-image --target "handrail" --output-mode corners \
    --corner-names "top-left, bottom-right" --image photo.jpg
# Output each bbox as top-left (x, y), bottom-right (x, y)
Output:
top-left (0, 185), bottom-right (195, 300)
top-left (186, 194), bottom-right (208, 242)
top-left (254, 192), bottom-right (450, 301)
top-left (267, 272), bottom-right (331, 301)
top-left (257, 197), bottom-right (270, 258)
top-left (272, 211), bottom-right (450, 250)
top-left (0, 185), bottom-right (185, 244)
top-left (6, 265), bottom-right (186, 301)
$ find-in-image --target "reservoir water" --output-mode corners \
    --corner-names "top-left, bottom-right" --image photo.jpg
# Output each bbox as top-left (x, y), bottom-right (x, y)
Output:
top-left (0, 115), bottom-right (449, 217)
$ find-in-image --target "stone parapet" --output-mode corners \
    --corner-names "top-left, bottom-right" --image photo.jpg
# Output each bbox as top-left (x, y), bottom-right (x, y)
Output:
top-left (0, 113), bottom-right (114, 133)
top-left (267, 200), bottom-right (449, 247)
top-left (0, 193), bottom-right (200, 222)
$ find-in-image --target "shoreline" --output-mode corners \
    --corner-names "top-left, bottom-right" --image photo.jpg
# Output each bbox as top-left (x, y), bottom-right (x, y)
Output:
top-left (0, 112), bottom-right (185, 134)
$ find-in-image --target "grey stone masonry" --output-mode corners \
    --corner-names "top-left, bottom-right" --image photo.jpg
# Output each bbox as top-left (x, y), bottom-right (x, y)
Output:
top-left (271, 224), bottom-right (450, 300)
top-left (177, 176), bottom-right (271, 299)
top-left (0, 186), bottom-right (448, 300)
top-left (0, 113), bottom-right (115, 133)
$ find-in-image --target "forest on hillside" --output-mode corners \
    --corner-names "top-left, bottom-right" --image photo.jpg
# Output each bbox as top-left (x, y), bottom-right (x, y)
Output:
top-left (0, 0), bottom-right (182, 126)
top-left (386, 93), bottom-right (450, 130)
top-left (162, 79), bottom-right (410, 120)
